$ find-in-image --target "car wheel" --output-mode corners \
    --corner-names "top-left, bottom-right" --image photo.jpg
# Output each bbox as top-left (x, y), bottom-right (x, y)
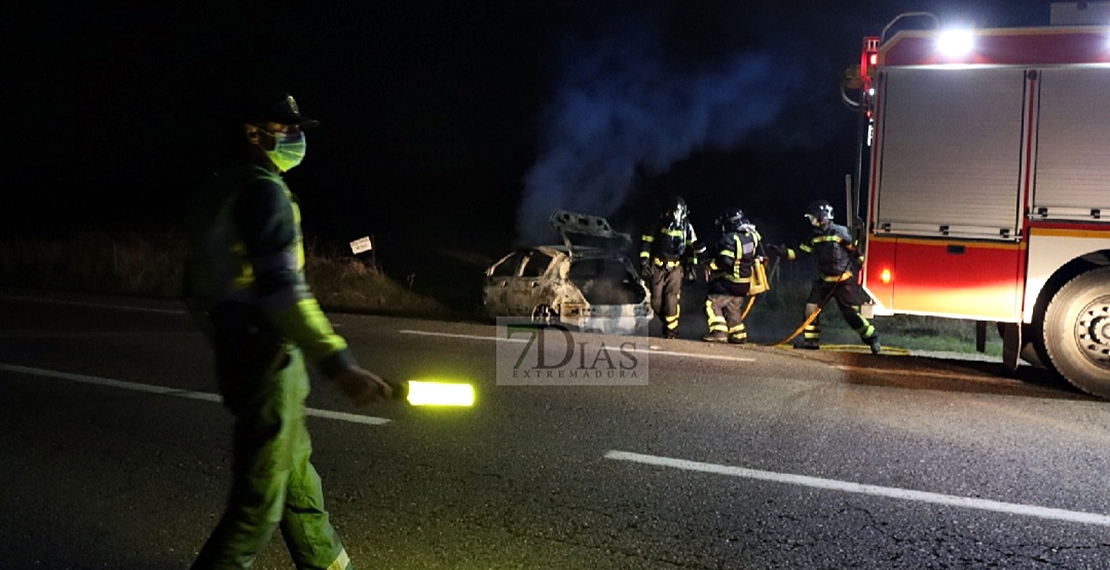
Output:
top-left (531, 304), bottom-right (556, 325)
top-left (1041, 267), bottom-right (1110, 397)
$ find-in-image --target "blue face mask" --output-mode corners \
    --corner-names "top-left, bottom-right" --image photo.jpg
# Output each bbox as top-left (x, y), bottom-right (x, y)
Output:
top-left (257, 129), bottom-right (307, 172)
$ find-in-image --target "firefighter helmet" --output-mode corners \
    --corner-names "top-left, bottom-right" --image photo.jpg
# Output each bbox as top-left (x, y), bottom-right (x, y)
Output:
top-left (663, 195), bottom-right (688, 223)
top-left (805, 199), bottom-right (834, 227)
top-left (717, 207), bottom-right (747, 232)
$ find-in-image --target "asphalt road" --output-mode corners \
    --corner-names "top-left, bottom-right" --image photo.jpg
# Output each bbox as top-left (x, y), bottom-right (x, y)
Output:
top-left (2, 291), bottom-right (1109, 569)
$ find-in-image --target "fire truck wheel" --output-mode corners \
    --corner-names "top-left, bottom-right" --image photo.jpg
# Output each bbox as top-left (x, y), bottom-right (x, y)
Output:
top-left (1042, 267), bottom-right (1110, 398)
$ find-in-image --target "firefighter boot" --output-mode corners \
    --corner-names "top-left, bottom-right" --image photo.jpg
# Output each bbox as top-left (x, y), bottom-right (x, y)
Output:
top-left (702, 331), bottom-right (728, 343)
top-left (867, 335), bottom-right (882, 355)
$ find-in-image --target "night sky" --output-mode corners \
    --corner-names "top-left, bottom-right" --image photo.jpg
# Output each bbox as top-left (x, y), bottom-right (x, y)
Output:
top-left (9, 1), bottom-right (1056, 261)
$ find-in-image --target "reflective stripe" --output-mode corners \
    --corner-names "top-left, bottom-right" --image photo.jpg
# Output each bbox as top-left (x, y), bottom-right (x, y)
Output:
top-left (327, 549), bottom-right (351, 570)
top-left (821, 271), bottom-right (854, 283)
top-left (813, 235), bottom-right (845, 244)
top-left (653, 258), bottom-right (681, 269)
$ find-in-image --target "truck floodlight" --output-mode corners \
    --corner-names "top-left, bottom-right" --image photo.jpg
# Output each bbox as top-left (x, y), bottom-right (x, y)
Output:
top-left (937, 28), bottom-right (974, 57)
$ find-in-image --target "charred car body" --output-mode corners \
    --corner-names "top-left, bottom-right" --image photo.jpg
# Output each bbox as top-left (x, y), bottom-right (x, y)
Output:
top-left (481, 211), bottom-right (653, 335)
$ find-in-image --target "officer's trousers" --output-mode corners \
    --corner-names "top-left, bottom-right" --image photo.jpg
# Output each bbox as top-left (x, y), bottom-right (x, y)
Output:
top-left (193, 317), bottom-right (351, 570)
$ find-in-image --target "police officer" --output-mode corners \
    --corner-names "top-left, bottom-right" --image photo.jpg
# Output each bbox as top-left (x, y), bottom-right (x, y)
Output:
top-left (184, 90), bottom-right (391, 570)
top-left (702, 207), bottom-right (761, 344)
top-left (770, 199), bottom-right (881, 354)
top-left (639, 195), bottom-right (705, 339)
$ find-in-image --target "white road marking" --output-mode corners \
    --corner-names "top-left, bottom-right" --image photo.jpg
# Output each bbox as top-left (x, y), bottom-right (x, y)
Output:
top-left (0, 363), bottom-right (391, 426)
top-left (604, 450), bottom-right (1110, 527)
top-left (399, 329), bottom-right (755, 362)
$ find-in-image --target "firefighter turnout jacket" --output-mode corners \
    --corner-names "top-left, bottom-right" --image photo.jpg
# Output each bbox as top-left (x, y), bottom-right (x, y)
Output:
top-left (640, 219), bottom-right (704, 268)
top-left (709, 226), bottom-right (760, 283)
top-left (784, 222), bottom-right (861, 283)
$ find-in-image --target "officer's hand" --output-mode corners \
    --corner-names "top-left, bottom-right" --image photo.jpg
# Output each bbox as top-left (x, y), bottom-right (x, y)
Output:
top-left (334, 366), bottom-right (393, 405)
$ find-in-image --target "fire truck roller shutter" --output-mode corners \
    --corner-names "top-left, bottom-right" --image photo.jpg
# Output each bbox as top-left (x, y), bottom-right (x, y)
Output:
top-left (1032, 68), bottom-right (1110, 220)
top-left (874, 67), bottom-right (1024, 239)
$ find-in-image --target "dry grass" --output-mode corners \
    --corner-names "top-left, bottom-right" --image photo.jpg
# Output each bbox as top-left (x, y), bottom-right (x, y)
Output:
top-left (0, 228), bottom-right (453, 318)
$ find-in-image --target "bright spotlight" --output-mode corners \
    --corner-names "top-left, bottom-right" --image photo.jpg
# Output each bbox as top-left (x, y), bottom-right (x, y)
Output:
top-left (937, 29), bottom-right (974, 57)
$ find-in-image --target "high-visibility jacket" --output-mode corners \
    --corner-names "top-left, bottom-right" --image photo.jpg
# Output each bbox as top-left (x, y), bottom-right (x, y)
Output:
top-left (184, 162), bottom-right (354, 377)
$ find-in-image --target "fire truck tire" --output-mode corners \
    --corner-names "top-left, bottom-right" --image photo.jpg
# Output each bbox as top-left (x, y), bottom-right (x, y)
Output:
top-left (1041, 267), bottom-right (1110, 397)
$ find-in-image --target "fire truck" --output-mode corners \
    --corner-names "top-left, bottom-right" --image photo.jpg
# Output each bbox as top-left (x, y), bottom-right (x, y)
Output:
top-left (846, 5), bottom-right (1110, 397)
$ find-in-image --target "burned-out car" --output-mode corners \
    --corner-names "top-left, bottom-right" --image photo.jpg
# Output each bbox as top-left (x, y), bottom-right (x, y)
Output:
top-left (481, 211), bottom-right (653, 335)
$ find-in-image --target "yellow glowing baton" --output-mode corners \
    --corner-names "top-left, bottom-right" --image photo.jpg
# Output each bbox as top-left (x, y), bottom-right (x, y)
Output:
top-left (389, 379), bottom-right (475, 407)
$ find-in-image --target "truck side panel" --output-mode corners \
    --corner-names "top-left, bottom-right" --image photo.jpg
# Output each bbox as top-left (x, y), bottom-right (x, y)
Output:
top-left (865, 236), bottom-right (1024, 321)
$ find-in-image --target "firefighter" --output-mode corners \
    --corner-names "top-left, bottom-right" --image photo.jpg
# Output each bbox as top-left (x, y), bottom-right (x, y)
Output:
top-left (639, 195), bottom-right (705, 339)
top-left (769, 199), bottom-right (881, 354)
top-left (184, 90), bottom-right (391, 570)
top-left (702, 207), bottom-right (761, 344)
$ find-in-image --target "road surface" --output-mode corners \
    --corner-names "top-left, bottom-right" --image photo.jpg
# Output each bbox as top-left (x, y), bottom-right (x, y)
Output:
top-left (1, 291), bottom-right (1107, 569)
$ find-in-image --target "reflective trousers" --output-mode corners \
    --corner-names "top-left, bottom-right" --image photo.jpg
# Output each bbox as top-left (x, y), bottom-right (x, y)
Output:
top-left (193, 314), bottom-right (351, 570)
top-left (705, 279), bottom-right (751, 342)
top-left (648, 264), bottom-right (684, 332)
top-left (803, 279), bottom-right (877, 345)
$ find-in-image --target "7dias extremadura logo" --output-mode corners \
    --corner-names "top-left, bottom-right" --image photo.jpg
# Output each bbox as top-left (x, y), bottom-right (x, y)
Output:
top-left (496, 319), bottom-right (649, 386)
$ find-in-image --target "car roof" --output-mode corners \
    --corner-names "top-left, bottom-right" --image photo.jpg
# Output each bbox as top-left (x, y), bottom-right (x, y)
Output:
top-left (523, 245), bottom-right (624, 260)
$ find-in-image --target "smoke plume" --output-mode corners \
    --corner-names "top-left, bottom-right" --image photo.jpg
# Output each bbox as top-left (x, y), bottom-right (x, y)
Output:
top-left (515, 7), bottom-right (802, 245)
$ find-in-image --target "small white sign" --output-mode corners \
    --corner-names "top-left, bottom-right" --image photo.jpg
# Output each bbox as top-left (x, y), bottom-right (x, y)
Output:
top-left (349, 236), bottom-right (372, 255)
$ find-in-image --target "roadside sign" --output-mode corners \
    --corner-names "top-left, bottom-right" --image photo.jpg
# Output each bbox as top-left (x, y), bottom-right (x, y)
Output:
top-left (349, 236), bottom-right (372, 255)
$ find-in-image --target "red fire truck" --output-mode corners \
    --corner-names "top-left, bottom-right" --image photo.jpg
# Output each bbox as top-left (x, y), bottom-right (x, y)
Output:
top-left (847, 7), bottom-right (1110, 397)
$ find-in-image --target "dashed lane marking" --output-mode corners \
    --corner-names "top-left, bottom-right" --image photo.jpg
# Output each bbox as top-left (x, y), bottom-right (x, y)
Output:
top-left (604, 450), bottom-right (1110, 527)
top-left (399, 329), bottom-right (755, 362)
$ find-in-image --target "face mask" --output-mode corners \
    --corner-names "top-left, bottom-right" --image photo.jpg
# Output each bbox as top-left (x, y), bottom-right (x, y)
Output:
top-left (256, 128), bottom-right (307, 172)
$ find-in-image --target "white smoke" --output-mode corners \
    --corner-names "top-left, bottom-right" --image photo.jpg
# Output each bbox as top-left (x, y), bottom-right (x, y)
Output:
top-left (515, 9), bottom-right (802, 245)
